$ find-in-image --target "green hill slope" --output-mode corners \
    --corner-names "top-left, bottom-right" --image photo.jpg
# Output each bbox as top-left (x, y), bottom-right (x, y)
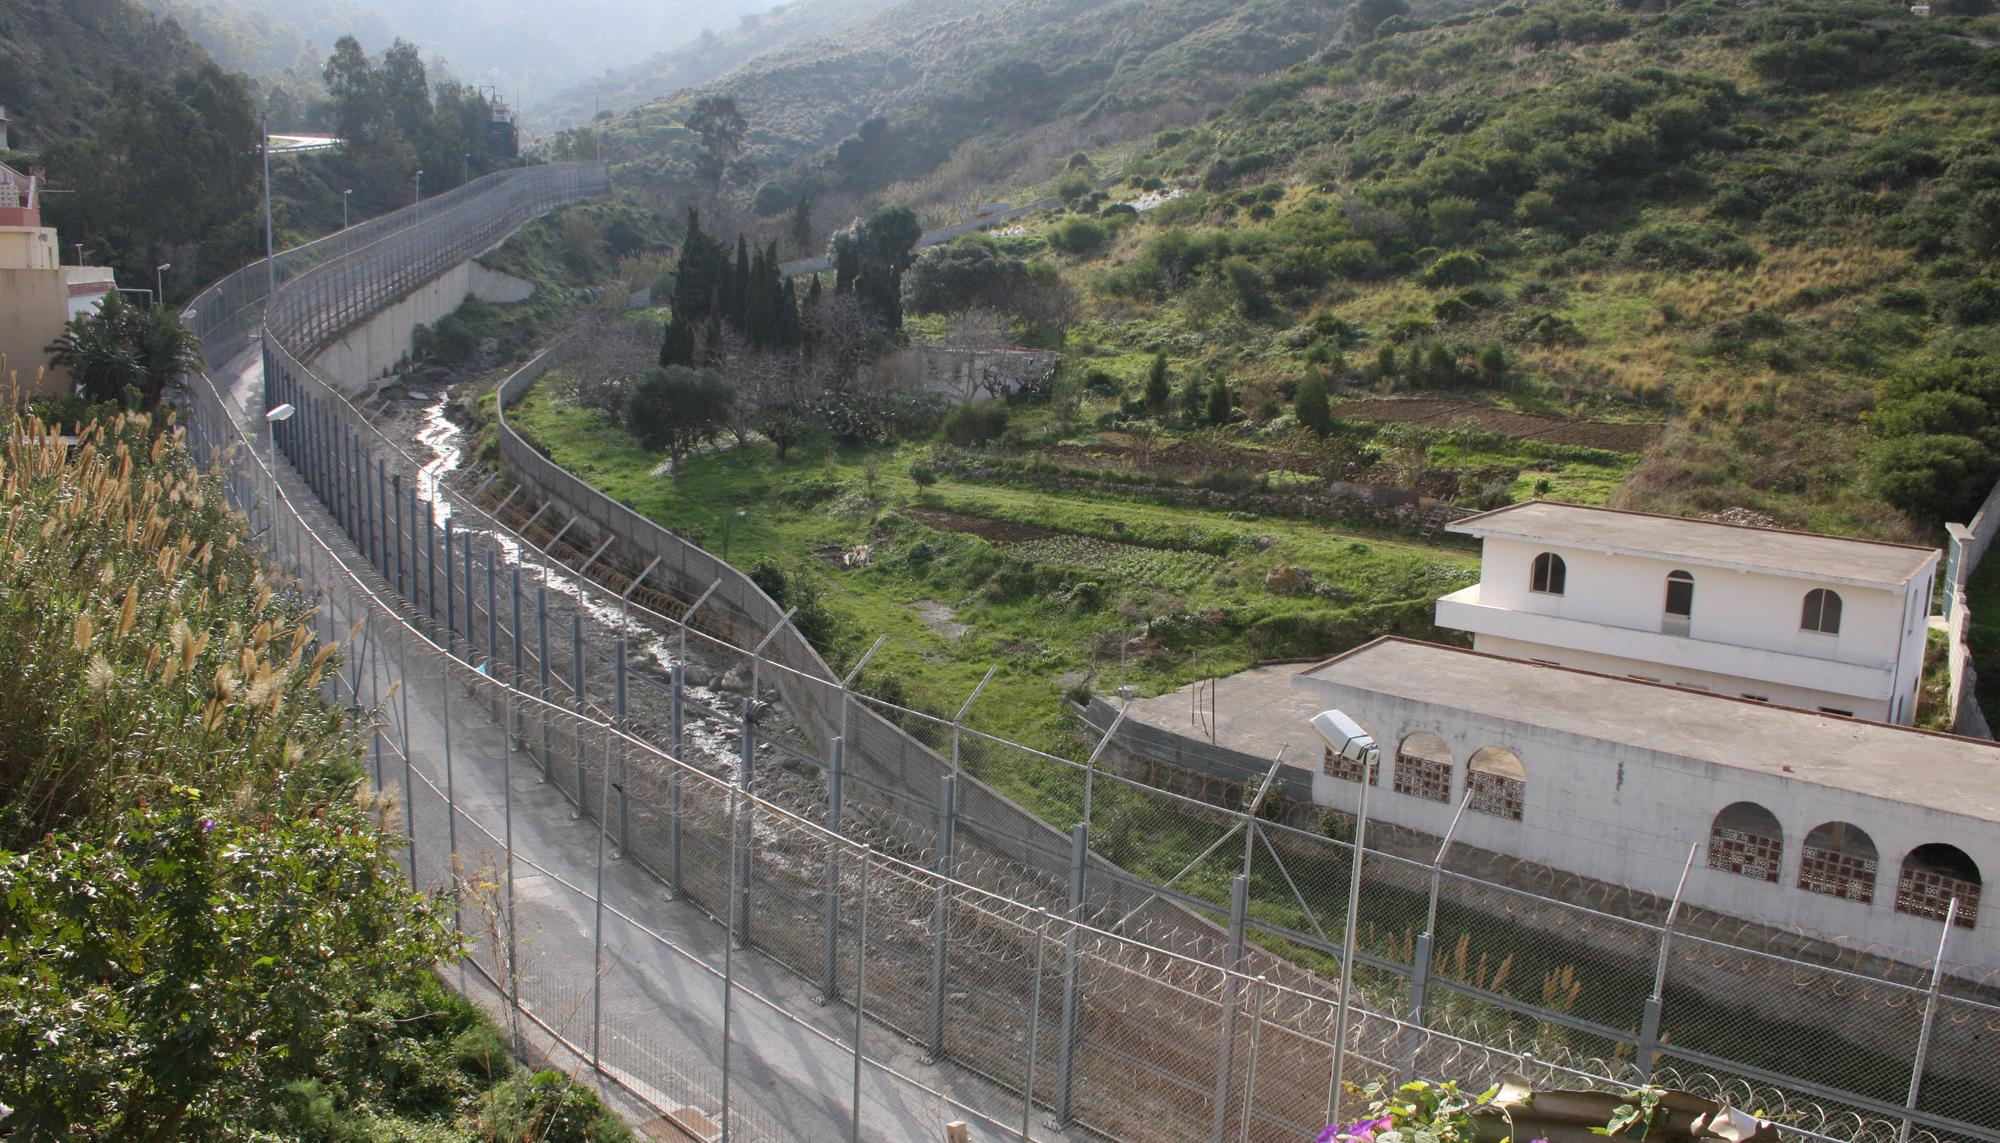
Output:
top-left (0, 0), bottom-right (212, 147)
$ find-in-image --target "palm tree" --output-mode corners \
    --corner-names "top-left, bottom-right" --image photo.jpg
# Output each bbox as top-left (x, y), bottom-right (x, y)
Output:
top-left (45, 292), bottom-right (203, 409)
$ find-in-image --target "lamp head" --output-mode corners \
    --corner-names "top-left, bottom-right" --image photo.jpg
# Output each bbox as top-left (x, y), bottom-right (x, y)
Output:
top-left (1311, 709), bottom-right (1376, 764)
top-left (265, 403), bottom-right (296, 423)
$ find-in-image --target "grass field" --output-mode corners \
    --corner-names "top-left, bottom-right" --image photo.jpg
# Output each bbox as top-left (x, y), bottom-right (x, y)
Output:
top-left (509, 377), bottom-right (1478, 755)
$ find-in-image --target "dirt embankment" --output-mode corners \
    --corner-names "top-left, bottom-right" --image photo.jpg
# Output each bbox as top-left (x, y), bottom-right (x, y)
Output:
top-left (1329, 398), bottom-right (1660, 453)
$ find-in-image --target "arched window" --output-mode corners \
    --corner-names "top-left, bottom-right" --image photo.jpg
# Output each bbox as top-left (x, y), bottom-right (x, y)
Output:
top-left (1708, 802), bottom-right (1783, 883)
top-left (1322, 716), bottom-right (1380, 786)
top-left (1467, 746), bottom-right (1526, 821)
top-left (1663, 570), bottom-right (1694, 635)
top-left (1530, 552), bottom-right (1567, 595)
top-left (1801, 589), bottom-right (1843, 635)
top-left (1798, 822), bottom-right (1879, 904)
top-left (1393, 732), bottom-right (1453, 804)
top-left (1897, 844), bottom-right (1981, 929)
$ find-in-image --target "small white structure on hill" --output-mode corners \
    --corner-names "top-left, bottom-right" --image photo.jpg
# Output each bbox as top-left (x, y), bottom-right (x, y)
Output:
top-left (1295, 638), bottom-right (1994, 967)
top-left (1434, 501), bottom-right (1939, 723)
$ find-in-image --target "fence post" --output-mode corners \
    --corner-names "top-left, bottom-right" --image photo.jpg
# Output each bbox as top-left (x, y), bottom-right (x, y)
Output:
top-left (536, 584), bottom-right (551, 781)
top-left (1024, 913), bottom-right (1050, 1141)
top-left (374, 456), bottom-right (388, 575)
top-left (424, 498), bottom-right (436, 625)
top-left (485, 549), bottom-right (497, 674)
top-left (1900, 898), bottom-right (1960, 1143)
top-left (1054, 821), bottom-right (1088, 1128)
top-left (949, 665), bottom-right (999, 777)
top-left (928, 775), bottom-right (957, 1062)
top-left (822, 736), bottom-right (845, 1004)
top-left (392, 474), bottom-right (404, 596)
top-left (614, 635), bottom-right (629, 857)
top-left (440, 651), bottom-right (464, 993)
top-left (443, 517), bottom-right (456, 651)
top-left (1638, 843), bottom-right (1699, 1077)
top-left (721, 779), bottom-right (740, 1143)
top-left (510, 563), bottom-right (523, 686)
top-left (668, 662), bottom-right (685, 899)
top-left (1238, 976), bottom-right (1269, 1143)
top-left (571, 612), bottom-right (586, 813)
top-left (1326, 743), bottom-right (1378, 1126)
top-left (1210, 874), bottom-right (1249, 1143)
top-left (463, 533), bottom-right (475, 654)
top-left (850, 845), bottom-right (871, 1143)
top-left (590, 721), bottom-right (612, 1079)
top-left (1410, 791), bottom-right (1473, 1056)
top-left (735, 699), bottom-right (755, 950)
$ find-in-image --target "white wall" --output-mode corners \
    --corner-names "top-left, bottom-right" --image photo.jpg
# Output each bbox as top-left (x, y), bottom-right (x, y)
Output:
top-left (1471, 537), bottom-right (1928, 718)
top-left (1472, 635), bottom-right (1889, 719)
top-left (1296, 679), bottom-right (2000, 973)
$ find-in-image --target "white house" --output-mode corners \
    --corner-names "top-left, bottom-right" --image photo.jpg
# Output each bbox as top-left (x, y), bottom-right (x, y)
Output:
top-left (1434, 502), bottom-right (1940, 724)
top-left (1294, 638), bottom-right (1994, 970)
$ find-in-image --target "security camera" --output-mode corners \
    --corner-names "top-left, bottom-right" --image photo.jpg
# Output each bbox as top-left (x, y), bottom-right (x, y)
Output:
top-left (1311, 709), bottom-right (1375, 765)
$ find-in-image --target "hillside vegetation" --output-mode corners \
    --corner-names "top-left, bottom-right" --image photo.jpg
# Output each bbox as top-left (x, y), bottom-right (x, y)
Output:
top-left (0, 0), bottom-right (212, 147)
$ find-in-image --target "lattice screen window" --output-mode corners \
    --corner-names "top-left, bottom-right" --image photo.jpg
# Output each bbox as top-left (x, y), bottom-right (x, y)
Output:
top-left (1798, 845), bottom-right (1875, 904)
top-left (1897, 867), bottom-right (1980, 928)
top-left (1393, 753), bottom-right (1450, 803)
top-left (1467, 769), bottom-right (1524, 821)
top-left (1322, 747), bottom-right (1378, 785)
top-left (1708, 827), bottom-right (1781, 882)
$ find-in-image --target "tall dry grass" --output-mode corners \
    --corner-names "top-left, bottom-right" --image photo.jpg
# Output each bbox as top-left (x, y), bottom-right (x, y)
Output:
top-left (0, 408), bottom-right (360, 845)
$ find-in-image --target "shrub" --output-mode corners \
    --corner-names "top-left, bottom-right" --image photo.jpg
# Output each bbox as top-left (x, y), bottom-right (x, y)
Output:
top-left (1049, 217), bottom-right (1110, 255)
top-left (1423, 250), bottom-right (1488, 288)
top-left (482, 1070), bottom-right (634, 1143)
top-left (1872, 433), bottom-right (1998, 522)
top-left (941, 402), bottom-right (1010, 446)
top-left (1296, 372), bottom-right (1333, 435)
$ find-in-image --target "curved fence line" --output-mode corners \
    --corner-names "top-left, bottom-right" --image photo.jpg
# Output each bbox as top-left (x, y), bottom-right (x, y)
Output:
top-left (165, 161), bottom-right (1999, 1143)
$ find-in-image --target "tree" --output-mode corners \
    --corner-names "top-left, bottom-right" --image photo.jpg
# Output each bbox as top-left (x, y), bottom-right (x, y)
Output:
top-left (1179, 372), bottom-right (1206, 421)
top-left (45, 293), bottom-right (202, 409)
top-left (687, 95), bottom-right (749, 203)
top-left (853, 207), bottom-right (923, 333)
top-left (1295, 372), bottom-right (1333, 435)
top-left (627, 367), bottom-right (735, 475)
top-left (1872, 434), bottom-right (1997, 522)
top-left (1144, 351), bottom-right (1171, 414)
top-left (791, 195), bottom-right (814, 256)
top-left (1375, 343), bottom-right (1398, 380)
top-left (1205, 376), bottom-right (1234, 426)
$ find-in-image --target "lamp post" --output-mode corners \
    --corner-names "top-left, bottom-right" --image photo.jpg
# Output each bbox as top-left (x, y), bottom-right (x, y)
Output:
top-left (720, 507), bottom-right (747, 562)
top-left (74, 243), bottom-right (83, 268)
top-left (414, 169), bottom-right (423, 205)
top-left (462, 151), bottom-right (472, 185)
top-left (1311, 708), bottom-right (1378, 1124)
top-left (155, 263), bottom-right (171, 308)
top-left (342, 188), bottom-right (352, 229)
top-left (264, 403), bottom-right (297, 567)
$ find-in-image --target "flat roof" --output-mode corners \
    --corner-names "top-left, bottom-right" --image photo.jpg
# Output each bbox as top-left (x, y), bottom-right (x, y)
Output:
top-left (1297, 638), bottom-right (2000, 822)
top-left (1448, 501), bottom-right (1938, 591)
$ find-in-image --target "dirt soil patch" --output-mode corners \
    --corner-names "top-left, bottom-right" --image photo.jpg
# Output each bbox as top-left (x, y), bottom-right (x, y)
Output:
top-left (912, 600), bottom-right (971, 640)
top-left (1330, 398), bottom-right (1660, 453)
top-left (903, 506), bottom-right (1062, 544)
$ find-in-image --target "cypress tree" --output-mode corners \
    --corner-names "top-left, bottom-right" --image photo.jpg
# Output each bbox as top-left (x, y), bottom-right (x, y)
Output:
top-left (1144, 351), bottom-right (1170, 414)
top-left (731, 235), bottom-right (751, 330)
top-left (1179, 372), bottom-right (1205, 421)
top-left (791, 194), bottom-right (814, 256)
top-left (1205, 375), bottom-right (1232, 427)
top-left (832, 232), bottom-right (859, 295)
top-left (1375, 342), bottom-right (1397, 381)
top-left (1295, 372), bottom-right (1332, 436)
top-left (781, 278), bottom-right (801, 347)
top-left (703, 289), bottom-right (725, 367)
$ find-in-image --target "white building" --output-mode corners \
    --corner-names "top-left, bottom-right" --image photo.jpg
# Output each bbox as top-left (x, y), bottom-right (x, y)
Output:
top-left (1294, 638), bottom-right (1994, 969)
top-left (1434, 501), bottom-right (1940, 724)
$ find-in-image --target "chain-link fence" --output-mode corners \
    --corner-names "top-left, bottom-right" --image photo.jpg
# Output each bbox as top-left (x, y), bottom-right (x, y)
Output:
top-left (174, 161), bottom-right (2000, 1143)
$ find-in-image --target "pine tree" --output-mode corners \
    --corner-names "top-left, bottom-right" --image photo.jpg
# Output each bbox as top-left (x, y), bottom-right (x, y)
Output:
top-left (1205, 376), bottom-right (1233, 427)
top-left (1424, 342), bottom-right (1457, 388)
top-left (1144, 350), bottom-right (1171, 414)
top-left (1296, 372), bottom-right (1332, 435)
top-left (833, 233), bottom-right (859, 295)
top-left (730, 235), bottom-right (751, 331)
top-left (791, 194), bottom-right (813, 256)
top-left (1375, 343), bottom-right (1397, 380)
top-left (1478, 340), bottom-right (1506, 386)
top-left (1179, 372), bottom-right (1205, 421)
top-left (703, 290), bottom-right (725, 367)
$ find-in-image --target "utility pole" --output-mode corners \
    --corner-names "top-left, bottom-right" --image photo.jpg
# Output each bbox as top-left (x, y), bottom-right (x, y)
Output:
top-left (262, 114), bottom-right (276, 305)
top-left (342, 188), bottom-right (352, 229)
top-left (414, 168), bottom-right (423, 205)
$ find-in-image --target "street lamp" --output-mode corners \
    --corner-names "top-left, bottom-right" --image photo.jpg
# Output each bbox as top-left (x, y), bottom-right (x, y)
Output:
top-left (155, 263), bottom-right (171, 308)
top-left (462, 151), bottom-right (472, 185)
top-left (414, 169), bottom-right (423, 205)
top-left (1310, 708), bottom-right (1377, 1125)
top-left (265, 403), bottom-right (297, 568)
top-left (73, 243), bottom-right (83, 267)
top-left (342, 188), bottom-right (352, 229)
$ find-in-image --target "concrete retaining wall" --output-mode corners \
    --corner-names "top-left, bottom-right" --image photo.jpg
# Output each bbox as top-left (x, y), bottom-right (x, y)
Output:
top-left (312, 260), bottom-right (533, 395)
top-left (1945, 479), bottom-right (2000, 736)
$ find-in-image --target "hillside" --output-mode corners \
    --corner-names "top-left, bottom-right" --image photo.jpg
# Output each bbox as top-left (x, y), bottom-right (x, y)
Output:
top-left (862, 0), bottom-right (2000, 538)
top-left (598, 0), bottom-right (1395, 209)
top-left (533, 0), bottom-right (905, 130)
top-left (0, 0), bottom-right (212, 147)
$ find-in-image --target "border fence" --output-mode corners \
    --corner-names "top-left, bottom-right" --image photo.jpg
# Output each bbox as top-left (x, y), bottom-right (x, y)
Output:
top-left (170, 161), bottom-right (2000, 1143)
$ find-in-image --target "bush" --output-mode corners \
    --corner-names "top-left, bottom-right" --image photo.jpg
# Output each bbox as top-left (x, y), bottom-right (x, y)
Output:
top-left (1872, 433), bottom-right (1998, 522)
top-left (1423, 250), bottom-right (1488, 288)
top-left (941, 402), bottom-right (1010, 446)
top-left (1049, 217), bottom-right (1110, 255)
top-left (482, 1070), bottom-right (634, 1143)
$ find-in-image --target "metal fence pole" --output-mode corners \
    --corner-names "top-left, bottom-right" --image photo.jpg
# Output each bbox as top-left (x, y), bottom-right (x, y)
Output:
top-left (850, 845), bottom-right (871, 1143)
top-left (823, 736), bottom-right (845, 1004)
top-left (1054, 821), bottom-right (1088, 1127)
top-left (1638, 843), bottom-right (1700, 1077)
top-left (928, 775), bottom-right (957, 1062)
top-left (735, 698), bottom-right (755, 950)
top-left (440, 652), bottom-right (463, 993)
top-left (424, 498), bottom-right (436, 625)
top-left (1023, 913), bottom-right (1050, 1142)
top-left (485, 549), bottom-right (498, 674)
top-left (392, 474), bottom-right (404, 596)
top-left (1410, 792), bottom-right (1473, 1037)
top-left (721, 778), bottom-right (740, 1143)
top-left (1239, 976), bottom-right (1269, 1143)
top-left (1079, 700), bottom-right (1130, 834)
top-left (949, 666), bottom-right (998, 777)
top-left (571, 613), bottom-right (586, 812)
top-left (1211, 874), bottom-right (1249, 1143)
top-left (503, 686), bottom-right (520, 1055)
top-left (668, 661), bottom-right (685, 899)
top-left (537, 584), bottom-right (551, 782)
top-left (1899, 898), bottom-right (1960, 1143)
top-left (614, 635), bottom-right (629, 857)
top-left (1326, 743), bottom-right (1377, 1125)
top-left (591, 720), bottom-right (612, 1079)
top-left (443, 517), bottom-right (456, 651)
top-left (464, 533), bottom-right (476, 656)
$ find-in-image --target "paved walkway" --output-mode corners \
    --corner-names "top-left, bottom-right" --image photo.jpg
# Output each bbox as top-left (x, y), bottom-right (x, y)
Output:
top-left (1121, 664), bottom-right (1327, 773)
